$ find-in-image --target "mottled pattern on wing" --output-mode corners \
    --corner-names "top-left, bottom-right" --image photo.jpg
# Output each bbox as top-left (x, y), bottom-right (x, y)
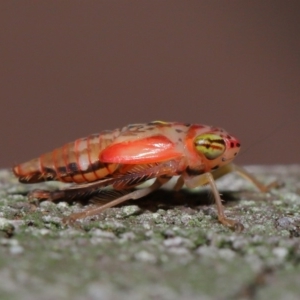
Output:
top-left (115, 121), bottom-right (192, 141)
top-left (99, 121), bottom-right (190, 164)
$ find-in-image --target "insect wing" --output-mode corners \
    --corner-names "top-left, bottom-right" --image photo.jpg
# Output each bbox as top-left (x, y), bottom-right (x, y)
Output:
top-left (100, 135), bottom-right (182, 164)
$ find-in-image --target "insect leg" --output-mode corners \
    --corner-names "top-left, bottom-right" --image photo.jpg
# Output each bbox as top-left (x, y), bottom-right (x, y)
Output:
top-left (230, 164), bottom-right (280, 192)
top-left (64, 177), bottom-right (170, 224)
top-left (28, 189), bottom-right (76, 202)
top-left (212, 163), bottom-right (280, 192)
top-left (27, 178), bottom-right (114, 203)
top-left (173, 176), bottom-right (185, 191)
top-left (184, 173), bottom-right (243, 230)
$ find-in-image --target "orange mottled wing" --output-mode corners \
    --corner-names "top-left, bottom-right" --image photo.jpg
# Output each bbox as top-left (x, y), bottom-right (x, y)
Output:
top-left (100, 135), bottom-right (182, 164)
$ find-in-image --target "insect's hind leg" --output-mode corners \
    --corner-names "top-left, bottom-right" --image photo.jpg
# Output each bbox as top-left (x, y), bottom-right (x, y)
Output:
top-left (27, 179), bottom-right (114, 203)
top-left (28, 189), bottom-right (70, 202)
top-left (64, 177), bottom-right (170, 224)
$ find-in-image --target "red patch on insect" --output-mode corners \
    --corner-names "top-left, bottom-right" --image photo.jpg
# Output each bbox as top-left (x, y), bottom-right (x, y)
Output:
top-left (100, 135), bottom-right (182, 164)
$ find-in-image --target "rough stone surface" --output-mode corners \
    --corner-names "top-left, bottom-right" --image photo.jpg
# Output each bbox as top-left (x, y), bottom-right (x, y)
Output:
top-left (0, 165), bottom-right (300, 300)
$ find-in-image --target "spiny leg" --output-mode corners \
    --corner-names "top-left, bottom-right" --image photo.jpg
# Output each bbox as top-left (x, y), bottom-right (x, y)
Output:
top-left (28, 161), bottom-right (180, 203)
top-left (212, 163), bottom-right (280, 192)
top-left (64, 177), bottom-right (171, 224)
top-left (27, 178), bottom-right (114, 203)
top-left (184, 172), bottom-right (243, 230)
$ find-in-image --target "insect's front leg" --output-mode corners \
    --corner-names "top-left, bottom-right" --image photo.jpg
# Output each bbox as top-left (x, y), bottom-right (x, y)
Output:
top-left (183, 172), bottom-right (243, 231)
top-left (212, 163), bottom-right (280, 192)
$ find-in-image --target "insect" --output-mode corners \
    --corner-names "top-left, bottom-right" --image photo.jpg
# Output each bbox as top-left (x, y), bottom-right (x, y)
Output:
top-left (13, 121), bottom-right (277, 230)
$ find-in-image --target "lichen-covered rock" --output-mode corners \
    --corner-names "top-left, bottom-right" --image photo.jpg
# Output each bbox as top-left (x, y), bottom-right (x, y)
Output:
top-left (0, 165), bottom-right (300, 299)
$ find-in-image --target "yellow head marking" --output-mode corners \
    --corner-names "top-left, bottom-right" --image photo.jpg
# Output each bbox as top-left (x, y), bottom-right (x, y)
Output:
top-left (194, 134), bottom-right (225, 160)
top-left (151, 120), bottom-right (169, 125)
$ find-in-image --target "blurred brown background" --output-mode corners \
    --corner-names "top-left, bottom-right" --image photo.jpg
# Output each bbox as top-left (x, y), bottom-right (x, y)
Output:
top-left (1, 1), bottom-right (299, 168)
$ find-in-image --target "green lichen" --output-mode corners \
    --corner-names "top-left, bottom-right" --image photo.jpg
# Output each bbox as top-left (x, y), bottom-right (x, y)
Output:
top-left (0, 165), bottom-right (300, 299)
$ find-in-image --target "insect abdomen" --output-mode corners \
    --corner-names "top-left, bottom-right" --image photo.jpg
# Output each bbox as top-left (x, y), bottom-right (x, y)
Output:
top-left (13, 130), bottom-right (120, 184)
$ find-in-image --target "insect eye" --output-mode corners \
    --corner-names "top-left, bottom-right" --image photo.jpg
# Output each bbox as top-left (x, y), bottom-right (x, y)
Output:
top-left (194, 134), bottom-right (226, 160)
